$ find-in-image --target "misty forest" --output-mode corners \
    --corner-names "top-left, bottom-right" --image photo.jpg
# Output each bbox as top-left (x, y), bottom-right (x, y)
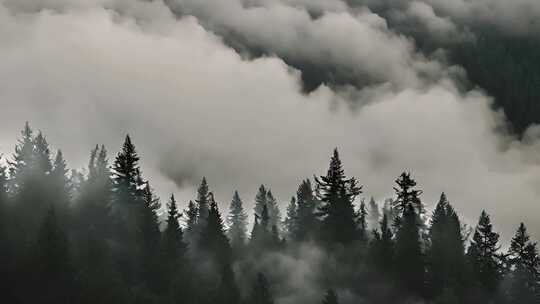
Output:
top-left (0, 124), bottom-right (539, 304)
top-left (2, 0), bottom-right (540, 303)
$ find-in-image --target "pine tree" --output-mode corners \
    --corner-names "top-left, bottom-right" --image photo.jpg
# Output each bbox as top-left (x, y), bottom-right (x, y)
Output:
top-left (367, 197), bottom-right (380, 230)
top-left (162, 194), bottom-right (188, 291)
top-left (315, 149), bottom-right (362, 244)
top-left (254, 185), bottom-right (267, 218)
top-left (266, 189), bottom-right (282, 235)
top-left (199, 193), bottom-right (240, 304)
top-left (137, 182), bottom-right (162, 292)
top-left (250, 272), bottom-right (274, 304)
top-left (50, 150), bottom-right (71, 216)
top-left (426, 193), bottom-right (467, 299)
top-left (322, 289), bottom-right (339, 304)
top-left (32, 206), bottom-right (77, 303)
top-left (226, 191), bottom-right (248, 250)
top-left (8, 122), bottom-right (34, 194)
top-left (369, 213), bottom-right (394, 275)
top-left (283, 196), bottom-right (298, 241)
top-left (358, 199), bottom-right (368, 243)
top-left (112, 135), bottom-right (144, 216)
top-left (467, 210), bottom-right (504, 296)
top-left (394, 203), bottom-right (424, 296)
top-left (507, 223), bottom-right (540, 304)
top-left (295, 179), bottom-right (318, 241)
top-left (184, 200), bottom-right (198, 245)
top-left (393, 172), bottom-right (424, 218)
top-left (196, 177), bottom-right (210, 220)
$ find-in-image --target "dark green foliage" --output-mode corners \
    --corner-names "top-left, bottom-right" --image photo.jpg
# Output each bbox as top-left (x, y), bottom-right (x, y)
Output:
top-left (394, 203), bottom-right (424, 296)
top-left (507, 223), bottom-right (540, 304)
top-left (315, 149), bottom-right (362, 244)
top-left (358, 199), bottom-right (368, 243)
top-left (426, 193), bottom-right (468, 299)
top-left (283, 196), bottom-right (298, 240)
top-left (369, 213), bottom-right (394, 276)
top-left (227, 191), bottom-right (248, 250)
top-left (295, 179), bottom-right (319, 241)
top-left (467, 210), bottom-right (504, 297)
top-left (393, 172), bottom-right (424, 217)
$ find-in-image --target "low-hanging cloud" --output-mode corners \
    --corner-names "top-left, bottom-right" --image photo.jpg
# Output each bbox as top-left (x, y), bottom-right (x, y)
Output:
top-left (0, 0), bottom-right (539, 245)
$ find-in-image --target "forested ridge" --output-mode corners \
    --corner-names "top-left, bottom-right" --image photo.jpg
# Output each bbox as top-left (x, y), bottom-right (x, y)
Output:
top-left (0, 123), bottom-right (539, 304)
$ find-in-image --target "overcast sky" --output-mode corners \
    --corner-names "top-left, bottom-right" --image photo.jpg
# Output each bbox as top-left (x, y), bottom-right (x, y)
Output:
top-left (1, 0), bottom-right (540, 243)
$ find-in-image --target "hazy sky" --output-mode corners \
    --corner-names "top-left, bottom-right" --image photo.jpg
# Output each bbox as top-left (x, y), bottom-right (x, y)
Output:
top-left (1, 0), bottom-right (540, 242)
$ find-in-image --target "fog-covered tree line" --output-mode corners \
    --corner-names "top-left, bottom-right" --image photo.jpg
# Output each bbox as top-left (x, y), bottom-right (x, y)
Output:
top-left (0, 123), bottom-right (539, 304)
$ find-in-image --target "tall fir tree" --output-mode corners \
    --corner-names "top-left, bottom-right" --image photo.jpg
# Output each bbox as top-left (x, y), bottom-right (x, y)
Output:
top-left (184, 200), bottom-right (198, 245)
top-left (266, 189), bottom-right (282, 235)
top-left (315, 149), bottom-right (362, 244)
top-left (295, 179), bottom-right (318, 241)
top-left (199, 193), bottom-right (240, 304)
top-left (367, 197), bottom-right (380, 231)
top-left (250, 272), bottom-right (274, 304)
top-left (369, 213), bottom-right (394, 276)
top-left (358, 199), bottom-right (368, 243)
top-left (426, 193), bottom-right (467, 299)
top-left (393, 203), bottom-right (424, 296)
top-left (283, 196), bottom-right (298, 241)
top-left (137, 182), bottom-right (162, 292)
top-left (162, 194), bottom-right (188, 291)
top-left (507, 223), bottom-right (540, 304)
top-left (226, 190), bottom-right (248, 251)
top-left (467, 210), bottom-right (504, 297)
top-left (393, 172), bottom-right (424, 219)
top-left (254, 184), bottom-right (268, 218)
top-left (112, 135), bottom-right (144, 217)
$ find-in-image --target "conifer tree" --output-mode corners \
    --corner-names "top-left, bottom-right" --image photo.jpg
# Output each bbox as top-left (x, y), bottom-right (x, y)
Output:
top-left (137, 182), bottom-right (162, 292)
top-left (266, 189), bottom-right (282, 235)
top-left (394, 203), bottom-right (424, 296)
top-left (467, 210), bottom-right (504, 296)
top-left (370, 213), bottom-right (394, 275)
top-left (184, 200), bottom-right (198, 245)
top-left (315, 149), bottom-right (362, 244)
top-left (507, 223), bottom-right (540, 304)
top-left (367, 197), bottom-right (380, 230)
top-left (426, 193), bottom-right (467, 299)
top-left (196, 177), bottom-right (210, 220)
top-left (251, 272), bottom-right (274, 304)
top-left (199, 193), bottom-right (240, 304)
top-left (283, 196), bottom-right (298, 240)
top-left (393, 172), bottom-right (424, 218)
top-left (32, 206), bottom-right (77, 303)
top-left (295, 179), bottom-right (318, 241)
top-left (322, 289), bottom-right (339, 304)
top-left (8, 122), bottom-right (34, 193)
top-left (358, 199), bottom-right (368, 243)
top-left (162, 194), bottom-right (187, 290)
top-left (50, 150), bottom-right (71, 216)
top-left (254, 185), bottom-right (268, 217)
top-left (226, 191), bottom-right (248, 250)
top-left (112, 135), bottom-right (144, 215)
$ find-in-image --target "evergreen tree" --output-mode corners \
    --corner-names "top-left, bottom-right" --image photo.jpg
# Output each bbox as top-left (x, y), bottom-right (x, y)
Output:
top-left (8, 122), bottom-right (34, 194)
top-left (295, 179), bottom-right (318, 241)
top-left (226, 191), bottom-right (248, 250)
top-left (467, 210), bottom-right (504, 297)
top-left (199, 193), bottom-right (240, 304)
top-left (367, 197), bottom-right (380, 230)
top-left (112, 135), bottom-right (144, 216)
top-left (254, 184), bottom-right (267, 218)
top-left (393, 172), bottom-right (424, 218)
top-left (369, 213), bottom-right (394, 275)
top-left (358, 199), bottom-right (368, 243)
top-left (283, 196), bottom-right (298, 241)
top-left (50, 150), bottom-right (71, 217)
top-left (321, 289), bottom-right (339, 304)
top-left (315, 149), bottom-right (362, 244)
top-left (507, 223), bottom-right (540, 304)
top-left (394, 203), bottom-right (424, 296)
top-left (184, 200), bottom-right (198, 245)
top-left (426, 193), bottom-right (467, 299)
top-left (196, 177), bottom-right (210, 220)
top-left (250, 272), bottom-right (274, 304)
top-left (137, 182), bottom-right (162, 292)
top-left (266, 189), bottom-right (282, 235)
top-left (31, 206), bottom-right (77, 303)
top-left (162, 194), bottom-right (188, 291)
